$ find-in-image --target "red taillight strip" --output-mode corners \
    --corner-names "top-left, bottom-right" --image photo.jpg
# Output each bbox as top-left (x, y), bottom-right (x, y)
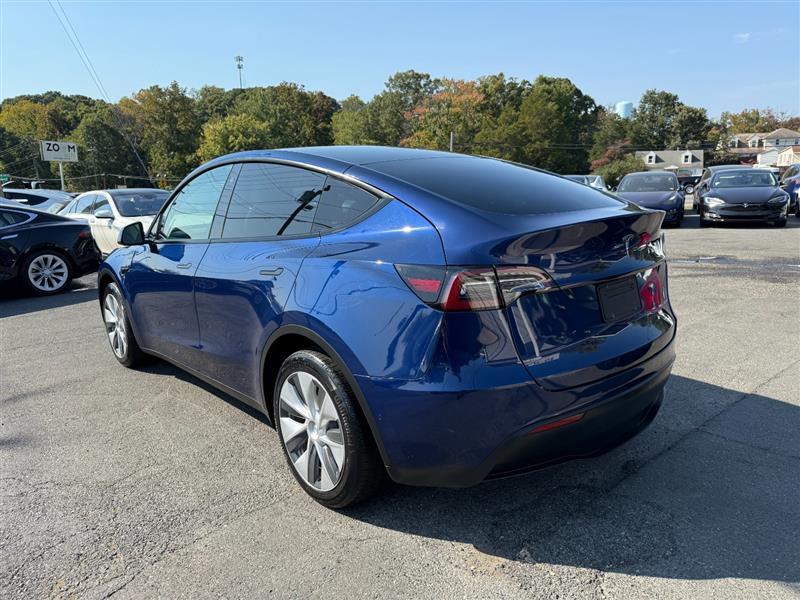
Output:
top-left (529, 412), bottom-right (585, 434)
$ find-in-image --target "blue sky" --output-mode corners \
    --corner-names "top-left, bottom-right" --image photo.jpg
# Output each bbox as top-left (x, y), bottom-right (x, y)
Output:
top-left (1, 1), bottom-right (798, 117)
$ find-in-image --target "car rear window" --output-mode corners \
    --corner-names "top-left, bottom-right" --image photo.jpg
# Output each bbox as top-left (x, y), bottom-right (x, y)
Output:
top-left (367, 156), bottom-right (622, 215)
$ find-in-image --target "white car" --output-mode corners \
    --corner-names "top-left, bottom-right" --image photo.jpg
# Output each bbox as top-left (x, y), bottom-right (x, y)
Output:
top-left (59, 188), bottom-right (170, 256)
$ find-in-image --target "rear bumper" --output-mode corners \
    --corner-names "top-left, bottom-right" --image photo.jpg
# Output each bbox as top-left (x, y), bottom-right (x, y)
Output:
top-left (357, 336), bottom-right (675, 488)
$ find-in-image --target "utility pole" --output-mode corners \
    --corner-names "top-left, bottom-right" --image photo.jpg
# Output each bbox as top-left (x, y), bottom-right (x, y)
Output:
top-left (235, 55), bottom-right (244, 89)
top-left (449, 131), bottom-right (454, 152)
top-left (58, 162), bottom-right (65, 191)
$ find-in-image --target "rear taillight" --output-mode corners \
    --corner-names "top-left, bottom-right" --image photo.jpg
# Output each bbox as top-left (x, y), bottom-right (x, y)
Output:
top-left (639, 267), bottom-right (664, 313)
top-left (78, 229), bottom-right (91, 239)
top-left (441, 269), bottom-right (501, 311)
top-left (396, 264), bottom-right (554, 311)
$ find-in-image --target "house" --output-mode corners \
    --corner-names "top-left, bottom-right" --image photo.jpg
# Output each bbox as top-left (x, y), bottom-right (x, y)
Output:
top-left (763, 128), bottom-right (800, 149)
top-left (720, 128), bottom-right (800, 164)
top-left (634, 149), bottom-right (704, 170)
top-left (776, 145), bottom-right (800, 167)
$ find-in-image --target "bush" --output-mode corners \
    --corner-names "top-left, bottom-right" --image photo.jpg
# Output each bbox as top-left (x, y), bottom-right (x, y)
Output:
top-left (594, 154), bottom-right (644, 187)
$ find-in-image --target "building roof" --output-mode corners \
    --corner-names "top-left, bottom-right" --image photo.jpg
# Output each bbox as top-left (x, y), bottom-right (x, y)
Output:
top-left (777, 145), bottom-right (800, 153)
top-left (764, 128), bottom-right (800, 139)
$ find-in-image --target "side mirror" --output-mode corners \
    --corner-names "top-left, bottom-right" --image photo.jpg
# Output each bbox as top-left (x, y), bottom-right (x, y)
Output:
top-left (118, 221), bottom-right (145, 246)
top-left (94, 206), bottom-right (113, 219)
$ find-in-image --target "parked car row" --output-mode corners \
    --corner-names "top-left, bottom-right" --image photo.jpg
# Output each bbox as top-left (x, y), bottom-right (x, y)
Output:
top-left (0, 187), bottom-right (170, 294)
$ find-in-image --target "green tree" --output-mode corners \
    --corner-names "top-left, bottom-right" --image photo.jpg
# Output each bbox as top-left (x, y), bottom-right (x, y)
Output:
top-left (629, 89), bottom-right (681, 149)
top-left (194, 85), bottom-right (243, 122)
top-left (122, 81), bottom-right (202, 179)
top-left (385, 70), bottom-right (441, 112)
top-left (590, 110), bottom-right (629, 161)
top-left (501, 75), bottom-right (598, 172)
top-left (669, 105), bottom-right (711, 148)
top-left (233, 83), bottom-right (337, 147)
top-left (332, 95), bottom-right (368, 145)
top-left (0, 100), bottom-right (62, 178)
top-left (197, 113), bottom-right (272, 161)
top-left (63, 106), bottom-right (143, 184)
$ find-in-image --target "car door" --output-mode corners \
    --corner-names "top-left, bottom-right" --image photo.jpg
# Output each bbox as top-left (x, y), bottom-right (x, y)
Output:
top-left (123, 164), bottom-right (234, 367)
top-left (90, 192), bottom-right (118, 255)
top-left (0, 209), bottom-right (33, 283)
top-left (194, 162), bottom-right (327, 400)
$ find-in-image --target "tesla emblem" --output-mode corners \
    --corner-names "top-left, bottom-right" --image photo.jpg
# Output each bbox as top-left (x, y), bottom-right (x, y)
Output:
top-left (743, 203), bottom-right (749, 208)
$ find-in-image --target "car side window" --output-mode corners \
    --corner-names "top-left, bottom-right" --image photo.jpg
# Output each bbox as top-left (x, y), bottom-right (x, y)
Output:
top-left (312, 178), bottom-right (380, 233)
top-left (93, 195), bottom-right (110, 213)
top-left (0, 209), bottom-right (31, 228)
top-left (221, 163), bottom-right (326, 239)
top-left (75, 194), bottom-right (96, 214)
top-left (159, 165), bottom-right (233, 241)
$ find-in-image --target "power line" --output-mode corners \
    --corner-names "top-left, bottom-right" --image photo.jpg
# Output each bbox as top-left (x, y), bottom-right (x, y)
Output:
top-left (46, 0), bottom-right (151, 180)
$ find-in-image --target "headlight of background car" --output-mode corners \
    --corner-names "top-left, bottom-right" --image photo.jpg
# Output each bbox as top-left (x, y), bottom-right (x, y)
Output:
top-left (767, 193), bottom-right (789, 204)
top-left (704, 196), bottom-right (725, 207)
top-left (667, 193), bottom-right (681, 204)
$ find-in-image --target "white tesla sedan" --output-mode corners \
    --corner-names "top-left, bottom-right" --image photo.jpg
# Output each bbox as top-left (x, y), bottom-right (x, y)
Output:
top-left (59, 188), bottom-right (170, 256)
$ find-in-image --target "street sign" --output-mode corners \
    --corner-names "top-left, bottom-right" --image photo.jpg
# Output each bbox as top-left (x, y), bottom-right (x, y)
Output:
top-left (40, 140), bottom-right (79, 162)
top-left (0, 174), bottom-right (9, 183)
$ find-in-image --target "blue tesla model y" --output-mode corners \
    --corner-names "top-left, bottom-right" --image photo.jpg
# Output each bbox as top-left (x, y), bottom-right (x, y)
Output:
top-left (98, 147), bottom-right (676, 507)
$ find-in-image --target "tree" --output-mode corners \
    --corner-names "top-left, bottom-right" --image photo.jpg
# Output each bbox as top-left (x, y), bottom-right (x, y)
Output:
top-left (402, 79), bottom-right (486, 152)
top-left (0, 100), bottom-right (61, 178)
top-left (332, 95), bottom-right (368, 145)
top-left (385, 70), bottom-right (441, 112)
top-left (63, 106), bottom-right (145, 183)
top-left (197, 113), bottom-right (271, 161)
top-left (594, 154), bottom-right (643, 187)
top-left (194, 85), bottom-right (243, 122)
top-left (669, 106), bottom-right (711, 148)
top-left (233, 83), bottom-right (337, 147)
top-left (629, 89), bottom-right (681, 149)
top-left (503, 75), bottom-right (598, 172)
top-left (122, 82), bottom-right (202, 179)
top-left (590, 109), bottom-right (630, 161)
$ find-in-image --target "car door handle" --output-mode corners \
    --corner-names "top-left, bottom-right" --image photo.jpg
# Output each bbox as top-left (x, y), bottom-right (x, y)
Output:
top-left (177, 262), bottom-right (193, 269)
top-left (259, 266), bottom-right (284, 276)
top-left (0, 234), bottom-right (18, 240)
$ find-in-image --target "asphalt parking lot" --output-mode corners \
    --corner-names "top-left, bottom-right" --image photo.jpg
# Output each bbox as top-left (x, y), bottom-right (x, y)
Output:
top-left (1, 211), bottom-right (799, 599)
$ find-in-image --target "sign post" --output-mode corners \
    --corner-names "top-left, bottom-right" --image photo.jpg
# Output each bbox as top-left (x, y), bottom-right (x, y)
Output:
top-left (39, 140), bottom-right (79, 191)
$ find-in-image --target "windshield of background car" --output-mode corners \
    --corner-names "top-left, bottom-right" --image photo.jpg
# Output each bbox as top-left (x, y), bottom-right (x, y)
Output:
top-left (112, 190), bottom-right (170, 217)
top-left (618, 173), bottom-right (677, 192)
top-left (712, 171), bottom-right (777, 188)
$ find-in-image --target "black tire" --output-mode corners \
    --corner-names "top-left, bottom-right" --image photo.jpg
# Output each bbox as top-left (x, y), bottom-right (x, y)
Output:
top-left (101, 282), bottom-right (148, 367)
top-left (699, 218), bottom-right (710, 228)
top-left (21, 249), bottom-right (72, 295)
top-left (274, 350), bottom-right (385, 508)
top-left (774, 219), bottom-right (787, 228)
top-left (684, 184), bottom-right (694, 195)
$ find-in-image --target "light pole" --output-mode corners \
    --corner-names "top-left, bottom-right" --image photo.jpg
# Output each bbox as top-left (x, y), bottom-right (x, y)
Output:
top-left (235, 55), bottom-right (244, 89)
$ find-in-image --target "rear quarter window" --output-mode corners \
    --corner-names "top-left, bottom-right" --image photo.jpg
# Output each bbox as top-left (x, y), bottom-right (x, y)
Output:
top-left (368, 156), bottom-right (622, 215)
top-left (312, 179), bottom-right (379, 232)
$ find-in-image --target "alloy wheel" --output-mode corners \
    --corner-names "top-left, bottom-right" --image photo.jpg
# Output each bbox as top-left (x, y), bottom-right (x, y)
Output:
top-left (279, 371), bottom-right (346, 492)
top-left (27, 254), bottom-right (68, 292)
top-left (103, 293), bottom-right (128, 358)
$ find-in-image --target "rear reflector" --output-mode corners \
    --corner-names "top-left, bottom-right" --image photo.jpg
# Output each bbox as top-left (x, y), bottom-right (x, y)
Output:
top-left (529, 413), bottom-right (585, 434)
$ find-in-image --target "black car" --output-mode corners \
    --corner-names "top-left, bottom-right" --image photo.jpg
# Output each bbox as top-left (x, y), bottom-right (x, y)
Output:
top-left (692, 165), bottom-right (751, 212)
top-left (1, 188), bottom-right (75, 212)
top-left (697, 169), bottom-right (789, 227)
top-left (0, 205), bottom-right (100, 295)
top-left (615, 171), bottom-right (685, 227)
top-left (676, 168), bottom-right (702, 194)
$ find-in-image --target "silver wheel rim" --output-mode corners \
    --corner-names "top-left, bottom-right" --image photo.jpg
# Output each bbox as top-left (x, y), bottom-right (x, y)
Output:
top-left (103, 293), bottom-right (127, 358)
top-left (27, 254), bottom-right (68, 292)
top-left (279, 371), bottom-right (346, 492)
